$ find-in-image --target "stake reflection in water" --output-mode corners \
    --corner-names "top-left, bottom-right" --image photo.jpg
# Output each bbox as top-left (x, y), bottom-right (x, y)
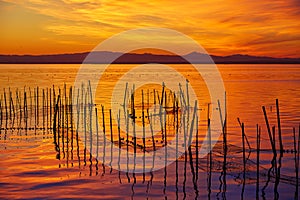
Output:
top-left (1, 85), bottom-right (300, 199)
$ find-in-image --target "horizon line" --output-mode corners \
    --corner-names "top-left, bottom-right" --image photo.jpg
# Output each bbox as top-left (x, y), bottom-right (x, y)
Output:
top-left (0, 51), bottom-right (299, 59)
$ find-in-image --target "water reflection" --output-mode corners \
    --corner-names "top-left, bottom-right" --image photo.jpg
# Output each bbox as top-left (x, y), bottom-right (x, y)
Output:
top-left (0, 85), bottom-right (300, 199)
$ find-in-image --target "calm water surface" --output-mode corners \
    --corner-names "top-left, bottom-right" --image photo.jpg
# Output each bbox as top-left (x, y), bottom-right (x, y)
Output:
top-left (0, 64), bottom-right (299, 199)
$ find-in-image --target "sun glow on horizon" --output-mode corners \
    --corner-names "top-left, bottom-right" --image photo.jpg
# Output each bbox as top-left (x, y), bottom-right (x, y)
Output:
top-left (0, 0), bottom-right (299, 58)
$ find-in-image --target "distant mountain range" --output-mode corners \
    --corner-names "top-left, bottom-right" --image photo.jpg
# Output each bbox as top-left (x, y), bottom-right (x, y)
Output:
top-left (0, 51), bottom-right (299, 64)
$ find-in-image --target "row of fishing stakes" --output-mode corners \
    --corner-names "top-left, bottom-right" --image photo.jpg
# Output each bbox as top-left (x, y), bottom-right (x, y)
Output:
top-left (0, 86), bottom-right (65, 133)
top-left (1, 82), bottom-right (299, 199)
top-left (50, 80), bottom-right (207, 172)
top-left (51, 80), bottom-right (186, 159)
top-left (53, 87), bottom-right (300, 200)
top-left (49, 80), bottom-right (211, 188)
top-left (236, 99), bottom-right (300, 200)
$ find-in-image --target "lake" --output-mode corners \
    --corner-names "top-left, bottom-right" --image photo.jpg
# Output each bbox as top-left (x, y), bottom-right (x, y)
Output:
top-left (0, 64), bottom-right (299, 199)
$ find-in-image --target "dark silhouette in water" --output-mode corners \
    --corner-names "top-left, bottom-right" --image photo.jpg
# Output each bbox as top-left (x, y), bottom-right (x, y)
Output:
top-left (1, 85), bottom-right (300, 199)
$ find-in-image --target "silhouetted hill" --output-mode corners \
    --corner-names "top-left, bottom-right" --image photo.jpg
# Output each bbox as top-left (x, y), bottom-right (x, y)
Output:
top-left (0, 51), bottom-right (299, 64)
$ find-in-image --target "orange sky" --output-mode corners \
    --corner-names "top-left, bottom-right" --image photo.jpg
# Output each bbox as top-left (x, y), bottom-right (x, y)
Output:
top-left (0, 0), bottom-right (299, 57)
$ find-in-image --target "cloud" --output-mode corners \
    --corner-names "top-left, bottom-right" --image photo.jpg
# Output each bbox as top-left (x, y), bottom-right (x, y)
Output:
top-left (1, 0), bottom-right (299, 57)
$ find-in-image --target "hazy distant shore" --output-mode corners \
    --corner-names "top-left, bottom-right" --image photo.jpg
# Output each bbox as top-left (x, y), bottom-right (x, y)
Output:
top-left (1, 51), bottom-right (300, 64)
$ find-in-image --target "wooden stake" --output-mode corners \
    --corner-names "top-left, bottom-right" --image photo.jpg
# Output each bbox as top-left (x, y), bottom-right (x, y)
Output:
top-left (262, 106), bottom-right (276, 156)
top-left (256, 124), bottom-right (261, 199)
top-left (276, 99), bottom-right (283, 155)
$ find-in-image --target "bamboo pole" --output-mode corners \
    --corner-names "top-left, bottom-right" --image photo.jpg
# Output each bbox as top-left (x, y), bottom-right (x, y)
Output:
top-left (276, 99), bottom-right (283, 155)
top-left (43, 89), bottom-right (45, 132)
top-left (163, 91), bottom-right (167, 187)
top-left (256, 124), bottom-right (261, 199)
top-left (53, 95), bottom-right (60, 152)
top-left (262, 106), bottom-right (276, 156)
top-left (10, 89), bottom-right (15, 127)
top-left (293, 127), bottom-right (298, 199)
top-left (29, 87), bottom-right (32, 128)
top-left (8, 88), bottom-right (11, 121)
top-left (242, 122), bottom-right (246, 169)
top-left (142, 89), bottom-right (146, 178)
top-left (83, 89), bottom-right (87, 165)
top-left (37, 86), bottom-right (39, 126)
top-left (15, 89), bottom-right (19, 125)
top-left (125, 108), bottom-right (129, 181)
top-left (60, 88), bottom-right (65, 158)
top-left (109, 108), bottom-right (113, 173)
top-left (95, 107), bottom-right (99, 161)
top-left (25, 91), bottom-right (28, 132)
top-left (241, 122), bottom-right (246, 200)
top-left (66, 86), bottom-right (69, 162)
top-left (46, 88), bottom-right (48, 131)
top-left (34, 88), bottom-right (37, 131)
top-left (3, 89), bottom-right (7, 130)
top-left (69, 86), bottom-right (73, 160)
top-left (296, 125), bottom-right (300, 200)
top-left (76, 88), bottom-right (81, 168)
top-left (153, 89), bottom-right (156, 105)
top-left (0, 96), bottom-right (2, 129)
top-left (142, 90), bottom-right (146, 151)
top-left (102, 105), bottom-right (106, 169)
